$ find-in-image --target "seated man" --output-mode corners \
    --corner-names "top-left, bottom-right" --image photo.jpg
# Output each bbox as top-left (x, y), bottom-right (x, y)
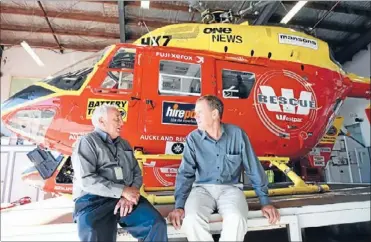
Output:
top-left (72, 104), bottom-right (167, 242)
top-left (168, 95), bottom-right (280, 241)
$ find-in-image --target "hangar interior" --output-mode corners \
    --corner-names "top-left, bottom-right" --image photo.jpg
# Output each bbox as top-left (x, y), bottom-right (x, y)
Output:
top-left (0, 1), bottom-right (370, 242)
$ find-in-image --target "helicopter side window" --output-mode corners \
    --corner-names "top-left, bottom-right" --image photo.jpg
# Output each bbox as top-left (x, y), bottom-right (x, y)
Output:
top-left (99, 48), bottom-right (136, 91)
top-left (158, 60), bottom-right (201, 96)
top-left (100, 72), bottom-right (134, 90)
top-left (222, 70), bottom-right (255, 99)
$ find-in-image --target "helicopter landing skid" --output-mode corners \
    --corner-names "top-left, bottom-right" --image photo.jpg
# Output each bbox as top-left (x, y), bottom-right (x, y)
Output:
top-left (134, 151), bottom-right (330, 205)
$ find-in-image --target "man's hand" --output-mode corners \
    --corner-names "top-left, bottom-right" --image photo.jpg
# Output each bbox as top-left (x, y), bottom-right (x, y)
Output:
top-left (121, 187), bottom-right (140, 204)
top-left (262, 205), bottom-right (280, 224)
top-left (168, 208), bottom-right (185, 230)
top-left (114, 198), bottom-right (134, 217)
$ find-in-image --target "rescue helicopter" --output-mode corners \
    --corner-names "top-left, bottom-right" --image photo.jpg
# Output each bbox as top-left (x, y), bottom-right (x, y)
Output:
top-left (1, 3), bottom-right (370, 199)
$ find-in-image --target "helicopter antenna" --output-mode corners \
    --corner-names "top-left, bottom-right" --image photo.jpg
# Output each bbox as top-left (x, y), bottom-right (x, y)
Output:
top-left (139, 20), bottom-right (158, 46)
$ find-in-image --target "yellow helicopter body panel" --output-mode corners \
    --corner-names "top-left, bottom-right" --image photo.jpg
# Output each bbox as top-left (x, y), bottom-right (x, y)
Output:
top-left (134, 23), bottom-right (341, 72)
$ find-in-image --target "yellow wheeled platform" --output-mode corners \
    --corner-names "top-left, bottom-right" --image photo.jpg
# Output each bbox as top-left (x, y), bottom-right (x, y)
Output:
top-left (134, 151), bottom-right (330, 205)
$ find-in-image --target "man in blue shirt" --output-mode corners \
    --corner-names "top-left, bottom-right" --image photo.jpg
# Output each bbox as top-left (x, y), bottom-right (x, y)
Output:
top-left (168, 95), bottom-right (280, 241)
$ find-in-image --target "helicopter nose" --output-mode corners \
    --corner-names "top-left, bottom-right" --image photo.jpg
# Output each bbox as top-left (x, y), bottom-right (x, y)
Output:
top-left (1, 85), bottom-right (56, 143)
top-left (1, 85), bottom-right (54, 114)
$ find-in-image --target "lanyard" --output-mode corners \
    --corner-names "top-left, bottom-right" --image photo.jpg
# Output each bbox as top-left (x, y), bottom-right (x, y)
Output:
top-left (107, 144), bottom-right (118, 164)
top-left (96, 132), bottom-right (119, 164)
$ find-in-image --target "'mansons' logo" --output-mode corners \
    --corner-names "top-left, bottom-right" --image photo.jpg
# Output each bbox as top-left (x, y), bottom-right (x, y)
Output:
top-left (279, 34), bottom-right (318, 50)
top-left (254, 70), bottom-right (318, 138)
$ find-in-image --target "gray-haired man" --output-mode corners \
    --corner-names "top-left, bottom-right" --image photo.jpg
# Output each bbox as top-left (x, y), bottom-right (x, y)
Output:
top-left (72, 104), bottom-right (167, 242)
top-left (168, 95), bottom-right (280, 241)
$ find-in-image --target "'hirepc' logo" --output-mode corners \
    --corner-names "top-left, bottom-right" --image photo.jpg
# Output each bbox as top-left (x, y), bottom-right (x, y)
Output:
top-left (162, 102), bottom-right (196, 126)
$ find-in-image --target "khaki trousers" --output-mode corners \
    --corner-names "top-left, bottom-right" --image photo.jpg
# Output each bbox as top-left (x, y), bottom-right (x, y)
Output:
top-left (182, 184), bottom-right (249, 241)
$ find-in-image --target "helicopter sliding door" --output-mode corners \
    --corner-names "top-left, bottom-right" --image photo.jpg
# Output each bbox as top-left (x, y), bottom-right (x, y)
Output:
top-left (138, 49), bottom-right (215, 154)
top-left (216, 60), bottom-right (258, 128)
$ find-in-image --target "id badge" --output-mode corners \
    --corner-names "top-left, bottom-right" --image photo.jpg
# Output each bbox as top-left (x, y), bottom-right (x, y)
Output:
top-left (114, 166), bottom-right (124, 180)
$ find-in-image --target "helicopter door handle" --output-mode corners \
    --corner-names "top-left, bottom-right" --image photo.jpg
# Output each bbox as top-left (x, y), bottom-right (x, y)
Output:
top-left (145, 99), bottom-right (155, 109)
top-left (131, 96), bottom-right (141, 101)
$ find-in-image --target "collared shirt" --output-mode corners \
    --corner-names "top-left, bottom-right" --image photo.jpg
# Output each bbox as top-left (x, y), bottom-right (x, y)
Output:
top-left (174, 123), bottom-right (270, 209)
top-left (71, 128), bottom-right (142, 201)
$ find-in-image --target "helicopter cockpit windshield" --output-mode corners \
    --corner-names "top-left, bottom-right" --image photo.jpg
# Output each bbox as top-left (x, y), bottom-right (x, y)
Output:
top-left (42, 45), bottom-right (113, 91)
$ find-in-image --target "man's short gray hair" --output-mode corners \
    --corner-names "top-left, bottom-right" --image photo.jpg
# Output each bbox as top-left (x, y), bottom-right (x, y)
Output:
top-left (197, 95), bottom-right (224, 120)
top-left (91, 104), bottom-right (118, 128)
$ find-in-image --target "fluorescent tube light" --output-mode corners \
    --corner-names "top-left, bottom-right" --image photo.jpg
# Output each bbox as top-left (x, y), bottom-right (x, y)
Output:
top-left (20, 41), bottom-right (45, 67)
top-left (280, 1), bottom-right (307, 24)
top-left (141, 1), bottom-right (150, 9)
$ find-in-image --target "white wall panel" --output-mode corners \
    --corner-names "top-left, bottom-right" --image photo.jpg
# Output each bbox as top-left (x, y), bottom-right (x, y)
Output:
top-left (0, 145), bottom-right (42, 203)
top-left (1, 152), bottom-right (10, 203)
top-left (8, 151), bottom-right (40, 203)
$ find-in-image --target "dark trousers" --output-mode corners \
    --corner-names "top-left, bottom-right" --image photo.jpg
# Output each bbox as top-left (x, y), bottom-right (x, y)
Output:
top-left (73, 194), bottom-right (167, 242)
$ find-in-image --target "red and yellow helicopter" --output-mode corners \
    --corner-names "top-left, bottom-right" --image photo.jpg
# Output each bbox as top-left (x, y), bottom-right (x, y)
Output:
top-left (1, 8), bottom-right (370, 201)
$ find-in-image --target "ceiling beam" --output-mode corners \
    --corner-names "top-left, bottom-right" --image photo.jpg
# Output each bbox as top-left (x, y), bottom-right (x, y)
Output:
top-left (0, 38), bottom-right (138, 52)
top-left (253, 2), bottom-right (280, 25)
top-left (125, 1), bottom-right (190, 12)
top-left (0, 23), bottom-right (123, 39)
top-left (125, 1), bottom-right (257, 19)
top-left (0, 39), bottom-right (112, 52)
top-left (310, 1), bottom-right (340, 31)
top-left (335, 28), bottom-right (371, 64)
top-left (37, 1), bottom-right (63, 53)
top-left (1, 4), bottom-right (118, 24)
top-left (269, 15), bottom-right (366, 33)
top-left (326, 40), bottom-right (352, 48)
top-left (1, 4), bottom-right (194, 29)
top-left (88, 1), bottom-right (259, 19)
top-left (118, 0), bottom-right (126, 42)
top-left (85, 1), bottom-right (192, 12)
top-left (0, 21), bottom-right (173, 41)
top-left (306, 2), bottom-right (371, 17)
top-left (283, 1), bottom-right (371, 17)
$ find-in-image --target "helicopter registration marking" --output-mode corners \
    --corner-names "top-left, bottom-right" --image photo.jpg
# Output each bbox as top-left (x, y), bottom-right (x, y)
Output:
top-left (86, 99), bottom-right (128, 121)
top-left (141, 35), bottom-right (172, 46)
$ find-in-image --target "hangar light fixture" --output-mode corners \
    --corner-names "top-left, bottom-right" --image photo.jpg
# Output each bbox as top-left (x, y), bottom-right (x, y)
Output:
top-left (20, 41), bottom-right (45, 67)
top-left (280, 1), bottom-right (308, 24)
top-left (141, 1), bottom-right (150, 9)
